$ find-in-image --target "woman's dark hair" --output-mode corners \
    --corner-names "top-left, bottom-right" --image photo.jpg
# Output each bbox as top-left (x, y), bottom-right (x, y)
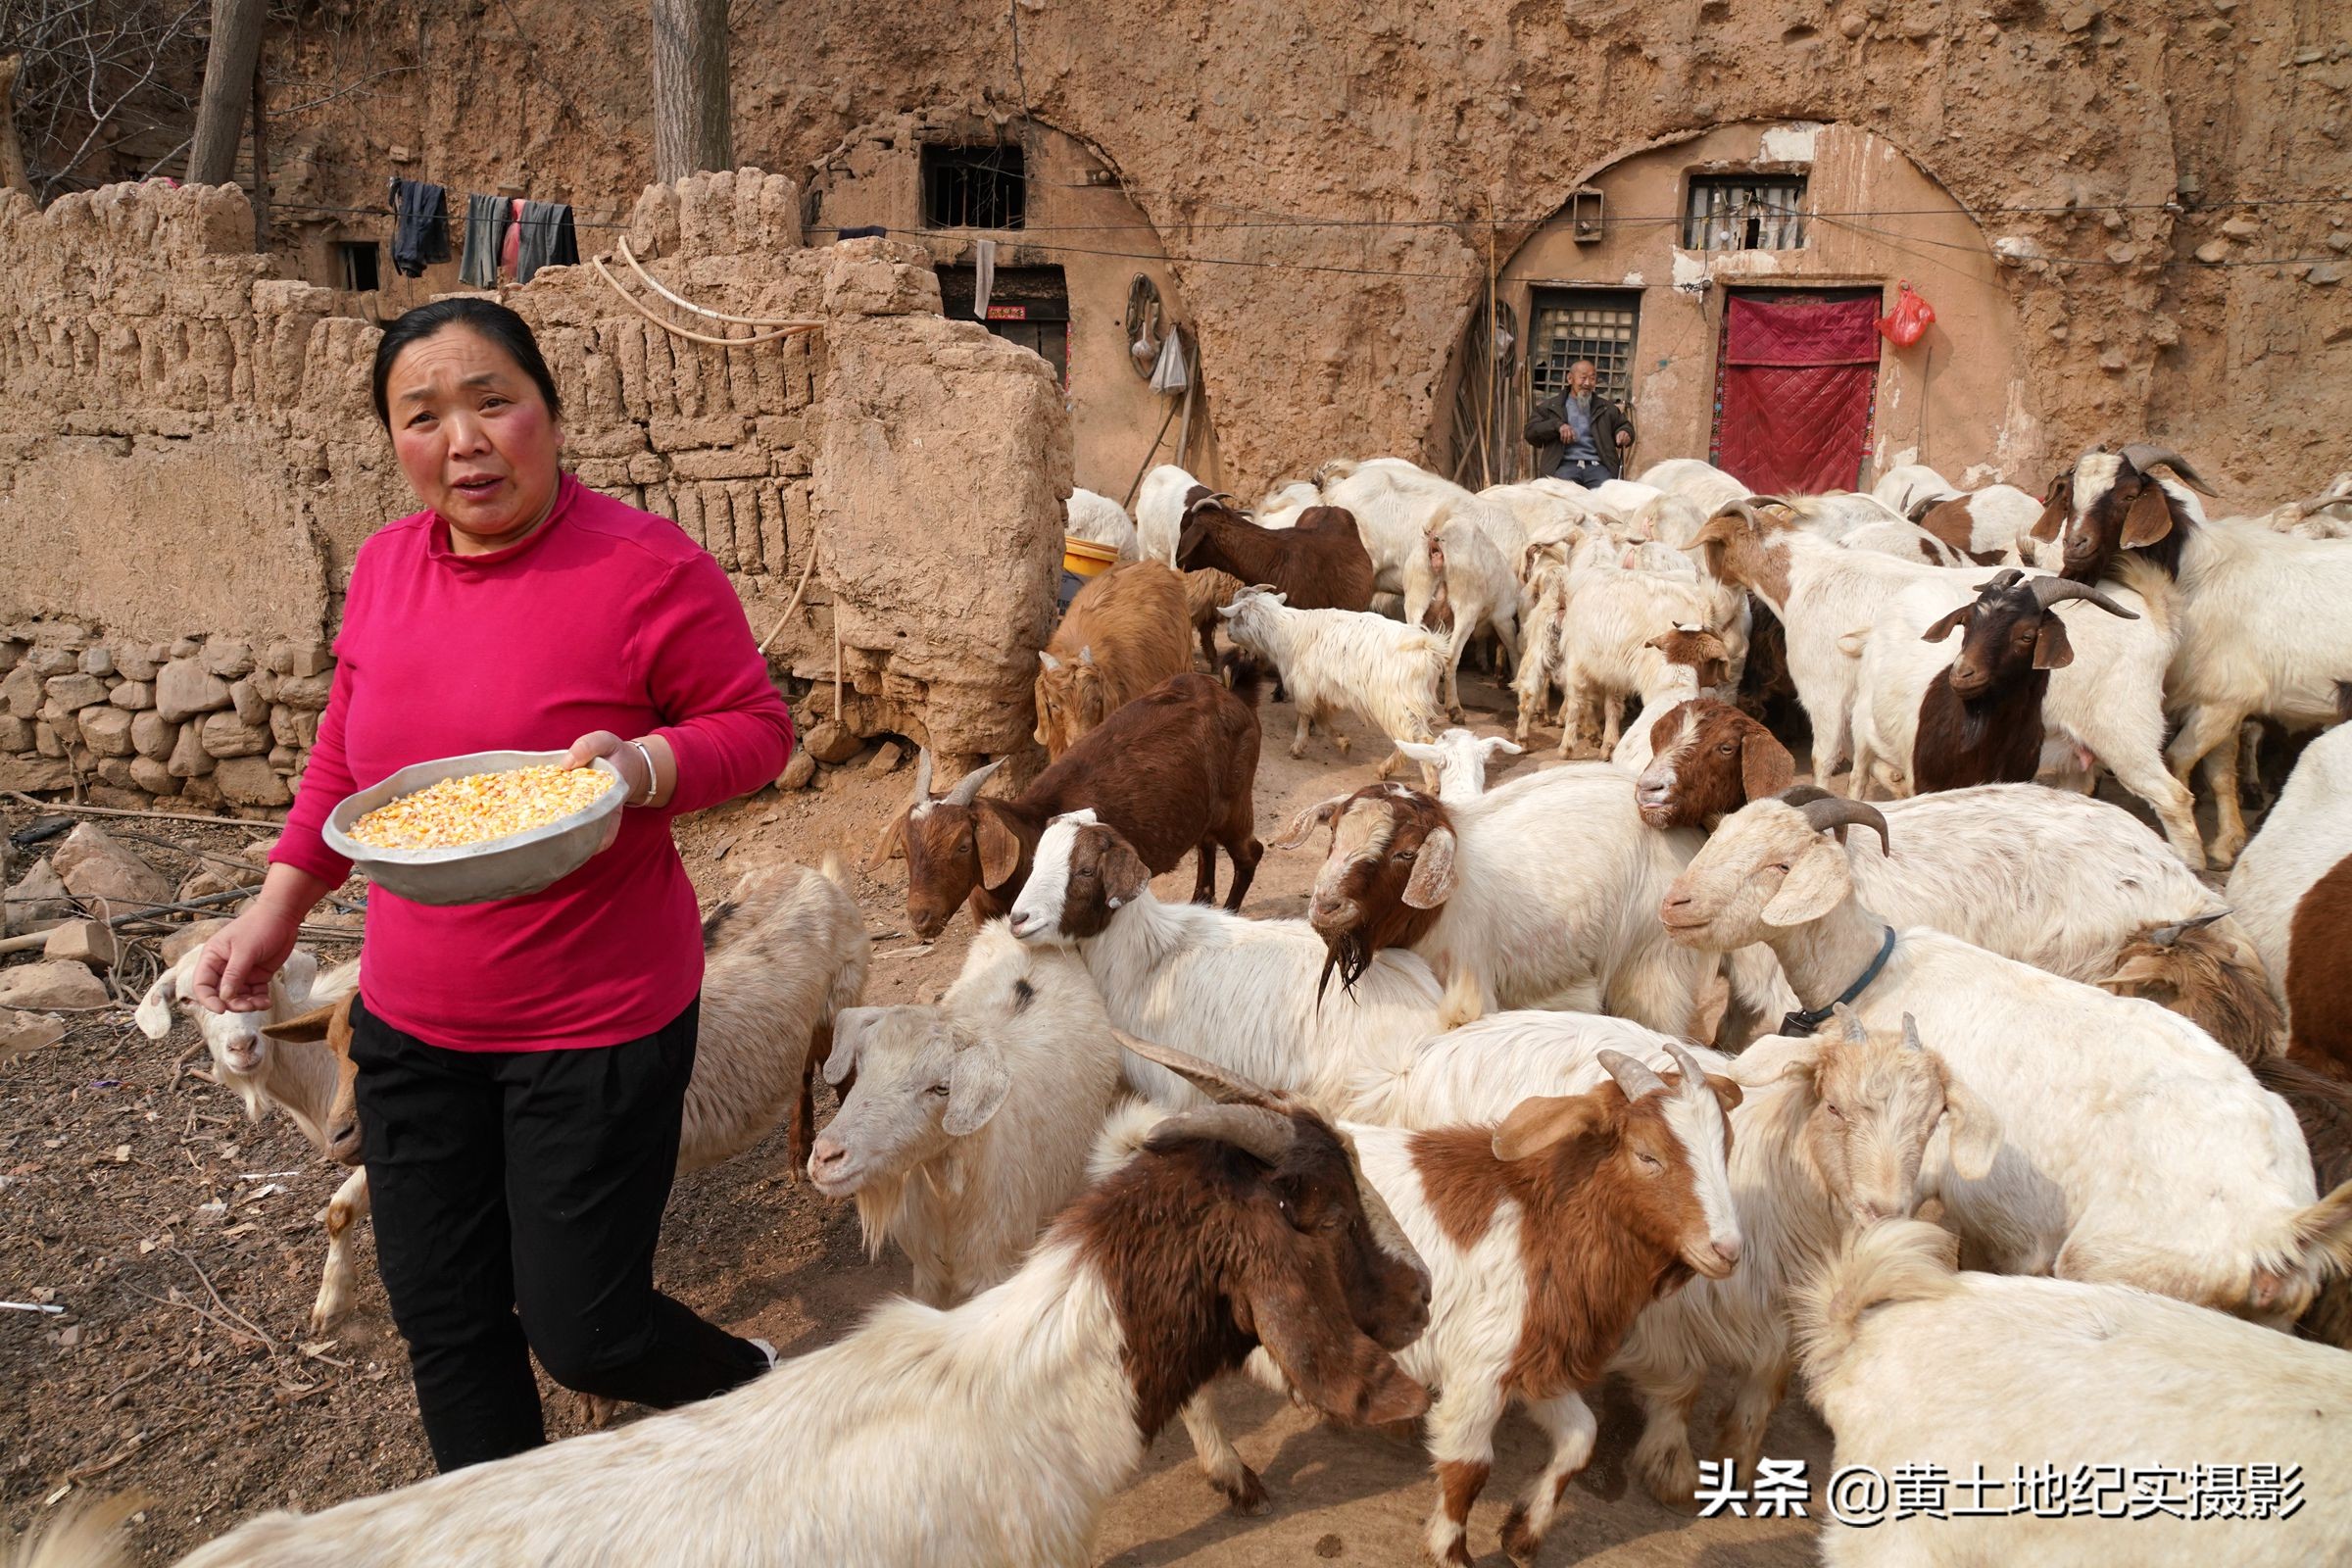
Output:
top-left (370, 297), bottom-right (564, 427)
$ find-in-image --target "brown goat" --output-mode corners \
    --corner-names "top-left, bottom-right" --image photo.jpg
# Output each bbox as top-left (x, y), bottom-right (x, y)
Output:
top-left (1183, 566), bottom-right (1248, 669)
top-left (2251, 1054), bottom-right (2352, 1348)
top-left (1910, 571), bottom-right (2138, 794)
top-left (2097, 910), bottom-right (2286, 1066)
top-left (870, 670), bottom-right (1264, 940)
top-left (1035, 560), bottom-right (1192, 760)
top-left (1174, 493), bottom-right (1377, 613)
top-left (2287, 853), bottom-right (2352, 1075)
top-left (1634, 698), bottom-right (1796, 831)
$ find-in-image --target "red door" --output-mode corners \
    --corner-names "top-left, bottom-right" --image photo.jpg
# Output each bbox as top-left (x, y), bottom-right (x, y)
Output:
top-left (1710, 290), bottom-right (1882, 494)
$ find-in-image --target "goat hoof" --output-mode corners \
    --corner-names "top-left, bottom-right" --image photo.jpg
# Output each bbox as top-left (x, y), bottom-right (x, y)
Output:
top-left (1499, 1504), bottom-right (1543, 1564)
top-left (1218, 1466), bottom-right (1270, 1516)
top-left (1634, 1447), bottom-right (1702, 1513)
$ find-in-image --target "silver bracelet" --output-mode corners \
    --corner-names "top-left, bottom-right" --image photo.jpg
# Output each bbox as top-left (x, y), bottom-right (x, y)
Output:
top-left (627, 739), bottom-right (660, 806)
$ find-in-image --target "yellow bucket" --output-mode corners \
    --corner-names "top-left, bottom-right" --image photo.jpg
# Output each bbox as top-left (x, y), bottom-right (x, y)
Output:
top-left (1062, 536), bottom-right (1120, 577)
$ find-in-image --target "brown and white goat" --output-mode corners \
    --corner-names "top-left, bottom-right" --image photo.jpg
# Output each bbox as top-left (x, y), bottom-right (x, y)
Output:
top-left (1906, 569), bottom-right (2138, 794)
top-left (870, 670), bottom-right (1263, 941)
top-left (1174, 491), bottom-right (1378, 613)
top-left (1634, 698), bottom-right (1795, 829)
top-left (74, 1051), bottom-right (1428, 1568)
top-left (1288, 1044), bottom-right (1742, 1565)
top-left (1034, 559), bottom-right (1192, 760)
top-left (1182, 566), bottom-right (1248, 669)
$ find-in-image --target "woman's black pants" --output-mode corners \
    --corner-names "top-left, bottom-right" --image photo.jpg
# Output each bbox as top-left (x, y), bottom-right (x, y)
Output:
top-left (348, 992), bottom-right (767, 1472)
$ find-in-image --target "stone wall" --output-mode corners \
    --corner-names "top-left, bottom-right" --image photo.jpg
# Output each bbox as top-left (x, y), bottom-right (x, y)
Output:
top-left (0, 174), bottom-right (1066, 809)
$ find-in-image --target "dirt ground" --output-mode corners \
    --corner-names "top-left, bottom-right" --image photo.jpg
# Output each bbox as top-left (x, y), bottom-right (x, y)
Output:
top-left (5, 669), bottom-right (1838, 1565)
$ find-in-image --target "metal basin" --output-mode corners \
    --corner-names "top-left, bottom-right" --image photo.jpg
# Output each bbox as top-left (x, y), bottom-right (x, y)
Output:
top-left (322, 750), bottom-right (629, 907)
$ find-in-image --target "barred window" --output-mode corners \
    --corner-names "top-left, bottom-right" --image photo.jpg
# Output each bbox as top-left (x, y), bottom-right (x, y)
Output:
top-left (1684, 175), bottom-right (1808, 251)
top-left (1531, 291), bottom-right (1641, 408)
top-left (921, 144), bottom-right (1027, 230)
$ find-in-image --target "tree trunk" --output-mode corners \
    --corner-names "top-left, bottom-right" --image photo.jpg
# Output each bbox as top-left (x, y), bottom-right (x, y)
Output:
top-left (651, 0), bottom-right (731, 183)
top-left (186, 0), bottom-right (266, 187)
top-left (0, 56), bottom-right (28, 195)
top-left (247, 50), bottom-right (269, 248)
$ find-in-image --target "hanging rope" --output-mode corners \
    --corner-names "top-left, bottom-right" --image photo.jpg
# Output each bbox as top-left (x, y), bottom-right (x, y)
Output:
top-left (591, 254), bottom-right (822, 346)
top-left (616, 237), bottom-right (818, 327)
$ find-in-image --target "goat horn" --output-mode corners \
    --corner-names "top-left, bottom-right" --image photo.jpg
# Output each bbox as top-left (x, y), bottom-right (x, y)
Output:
top-left (1972, 568), bottom-right (2029, 595)
top-left (941, 757), bottom-right (1005, 808)
top-left (1597, 1048), bottom-right (1670, 1101)
top-left (2145, 909), bottom-right (2229, 948)
top-left (1829, 1003), bottom-right (1868, 1046)
top-left (909, 747), bottom-right (935, 804)
top-left (1901, 1012), bottom-right (1925, 1053)
top-left (1146, 1102), bottom-right (1298, 1168)
top-left (1112, 1028), bottom-right (1284, 1108)
top-left (2027, 576), bottom-right (2138, 618)
top-left (1661, 1039), bottom-right (1716, 1095)
top-left (1798, 795), bottom-right (1890, 856)
top-left (2116, 444), bottom-right (2217, 496)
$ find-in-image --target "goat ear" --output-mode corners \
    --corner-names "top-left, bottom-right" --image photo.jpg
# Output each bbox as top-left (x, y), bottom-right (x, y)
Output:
top-left (1099, 834), bottom-right (1152, 907)
top-left (133, 968), bottom-right (180, 1041)
top-left (1240, 1261), bottom-right (1430, 1428)
top-left (823, 1009), bottom-right (872, 1088)
top-left (1271, 794), bottom-right (1351, 851)
top-left (1725, 1035), bottom-right (1824, 1088)
top-left (1493, 1090), bottom-right (1610, 1162)
top-left (1762, 837), bottom-right (1853, 928)
top-left (975, 808), bottom-right (1024, 890)
top-left (1176, 521), bottom-right (1207, 560)
top-left (1937, 1062), bottom-right (2002, 1182)
top-left (2033, 612), bottom-right (2076, 670)
top-left (1400, 825), bottom-right (1457, 909)
top-left (1740, 726), bottom-right (1796, 803)
top-left (1481, 736), bottom-right (1523, 760)
top-left (866, 808), bottom-right (910, 872)
top-left (943, 1034), bottom-right (1012, 1137)
top-left (1697, 1071), bottom-right (1744, 1115)
top-left (1920, 606), bottom-right (1972, 644)
top-left (2029, 475), bottom-right (2072, 543)
top-left (2122, 483), bottom-right (2175, 549)
top-left (262, 1003), bottom-right (338, 1046)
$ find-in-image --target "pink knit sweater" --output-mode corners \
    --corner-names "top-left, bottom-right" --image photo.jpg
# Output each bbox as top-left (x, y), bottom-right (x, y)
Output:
top-left (272, 475), bottom-right (795, 1051)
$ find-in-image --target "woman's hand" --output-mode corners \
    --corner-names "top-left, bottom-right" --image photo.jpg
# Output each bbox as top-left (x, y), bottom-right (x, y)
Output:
top-left (563, 730), bottom-right (674, 808)
top-left (189, 864), bottom-right (334, 1012)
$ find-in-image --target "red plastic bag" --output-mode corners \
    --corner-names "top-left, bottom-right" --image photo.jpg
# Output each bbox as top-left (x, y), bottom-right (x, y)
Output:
top-left (1877, 281), bottom-right (1935, 348)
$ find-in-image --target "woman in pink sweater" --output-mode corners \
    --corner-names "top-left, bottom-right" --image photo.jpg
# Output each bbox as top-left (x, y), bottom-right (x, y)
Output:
top-left (191, 299), bottom-right (793, 1471)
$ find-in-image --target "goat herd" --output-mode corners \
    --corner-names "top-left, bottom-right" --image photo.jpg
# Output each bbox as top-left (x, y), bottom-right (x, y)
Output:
top-left (64, 447), bottom-right (2352, 1566)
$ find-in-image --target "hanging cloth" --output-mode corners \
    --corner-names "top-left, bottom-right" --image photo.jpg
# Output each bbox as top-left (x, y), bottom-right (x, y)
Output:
top-left (388, 179), bottom-right (451, 278)
top-left (1150, 328), bottom-right (1191, 394)
top-left (460, 194), bottom-right (506, 289)
top-left (501, 198), bottom-right (525, 281)
top-left (515, 200), bottom-right (579, 283)
top-left (971, 238), bottom-right (998, 320)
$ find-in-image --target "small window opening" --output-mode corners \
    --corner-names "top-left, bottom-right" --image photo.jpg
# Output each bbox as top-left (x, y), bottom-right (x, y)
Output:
top-left (337, 240), bottom-right (380, 292)
top-left (921, 143), bottom-right (1027, 230)
top-left (1684, 175), bottom-right (1809, 251)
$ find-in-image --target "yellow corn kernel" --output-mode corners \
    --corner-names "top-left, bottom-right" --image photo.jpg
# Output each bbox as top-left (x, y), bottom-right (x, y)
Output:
top-left (349, 763), bottom-right (613, 851)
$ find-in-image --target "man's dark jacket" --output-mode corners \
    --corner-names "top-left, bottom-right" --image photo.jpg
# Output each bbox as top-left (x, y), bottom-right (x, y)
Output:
top-left (1524, 390), bottom-right (1637, 479)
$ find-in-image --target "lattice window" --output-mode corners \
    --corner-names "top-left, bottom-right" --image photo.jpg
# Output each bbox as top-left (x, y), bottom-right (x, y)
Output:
top-left (1530, 291), bottom-right (1641, 408)
top-left (921, 143), bottom-right (1027, 230)
top-left (1684, 175), bottom-right (1809, 251)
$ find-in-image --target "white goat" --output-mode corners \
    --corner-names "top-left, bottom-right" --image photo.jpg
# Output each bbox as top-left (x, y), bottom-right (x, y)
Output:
top-left (100, 1079), bottom-right (1428, 1568)
top-left (1838, 517), bottom-right (1967, 566)
top-left (1392, 727), bottom-right (1522, 804)
top-left (1316, 456), bottom-right (1519, 604)
top-left (809, 922), bottom-right (1117, 1308)
top-left (1870, 462), bottom-right (1958, 517)
top-left (1279, 763), bottom-right (1714, 1036)
top-left (1798, 1219), bottom-right (2352, 1568)
top-left (1134, 463), bottom-right (1205, 565)
top-left (1252, 479), bottom-right (1320, 529)
top-left (1513, 545), bottom-right (1732, 757)
top-left (1663, 792), bottom-right (2352, 1321)
top-left (1063, 488), bottom-right (1140, 562)
top-left (1214, 585), bottom-right (1447, 782)
top-left (1637, 458), bottom-right (1749, 514)
top-left (1405, 502), bottom-right (1522, 714)
top-left (1005, 810), bottom-right (1448, 1117)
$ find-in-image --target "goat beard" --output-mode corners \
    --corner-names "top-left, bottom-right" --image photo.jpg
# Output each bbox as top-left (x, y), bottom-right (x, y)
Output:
top-left (1315, 927), bottom-right (1374, 1006)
